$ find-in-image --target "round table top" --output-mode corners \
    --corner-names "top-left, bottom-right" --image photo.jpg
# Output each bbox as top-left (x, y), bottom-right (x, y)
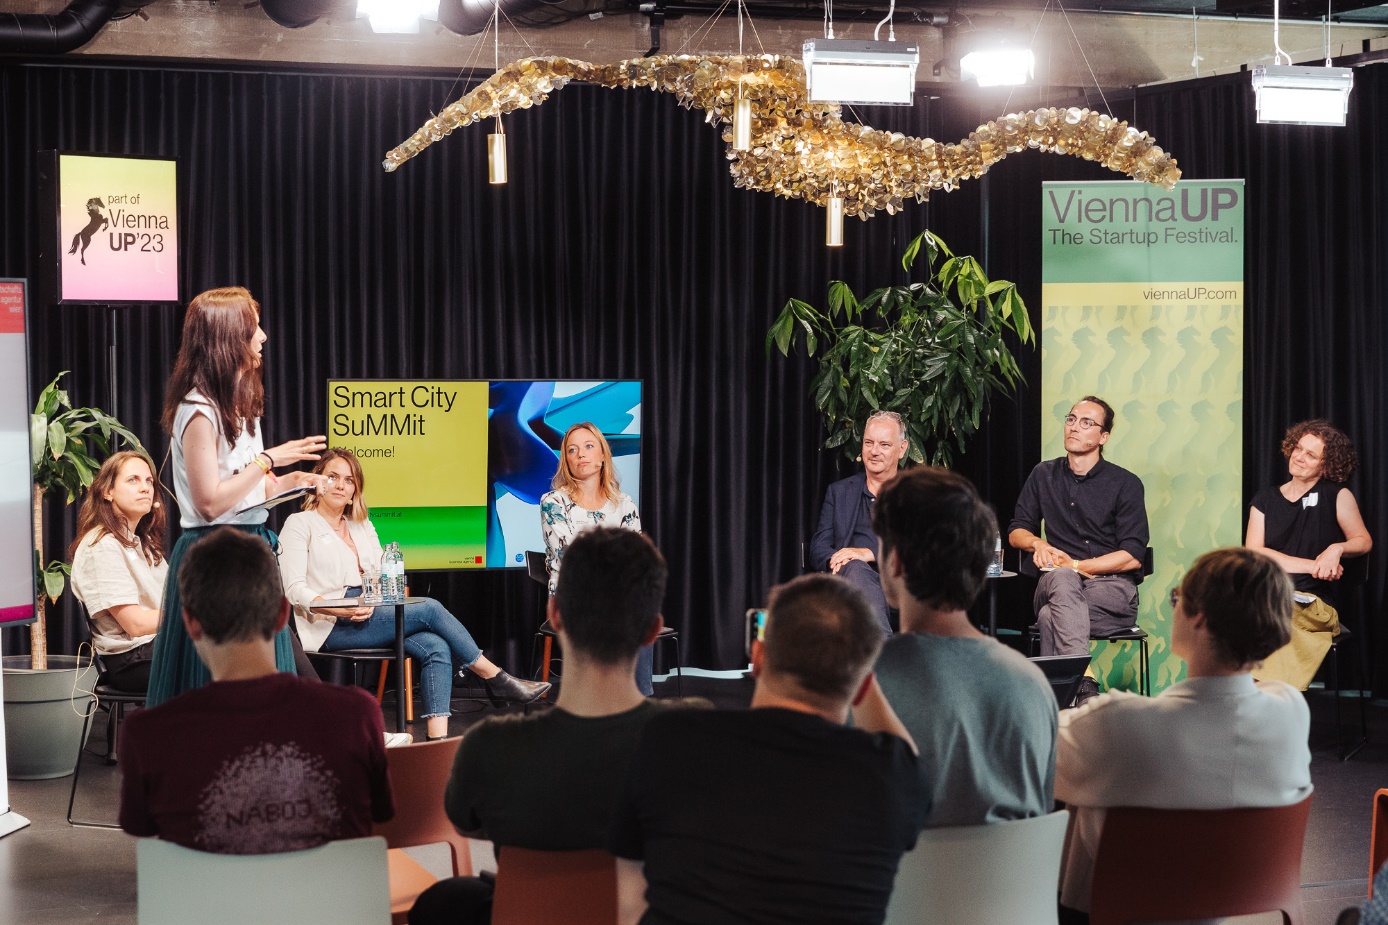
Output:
top-left (309, 596), bottom-right (426, 612)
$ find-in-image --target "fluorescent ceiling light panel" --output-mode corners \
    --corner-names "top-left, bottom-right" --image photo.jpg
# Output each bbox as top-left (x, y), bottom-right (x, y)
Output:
top-left (802, 39), bottom-right (920, 106)
top-left (1252, 65), bottom-right (1353, 126)
top-left (358, 0), bottom-right (441, 34)
top-left (959, 48), bottom-right (1035, 87)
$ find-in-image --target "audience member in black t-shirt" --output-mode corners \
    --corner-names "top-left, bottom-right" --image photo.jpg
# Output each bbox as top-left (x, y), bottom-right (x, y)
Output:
top-left (410, 528), bottom-right (707, 925)
top-left (119, 528), bottom-right (393, 854)
top-left (1246, 419), bottom-right (1372, 688)
top-left (610, 573), bottom-right (924, 925)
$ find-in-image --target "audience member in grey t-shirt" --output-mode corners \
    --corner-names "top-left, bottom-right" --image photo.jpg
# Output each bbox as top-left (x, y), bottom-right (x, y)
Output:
top-left (870, 466), bottom-right (1058, 827)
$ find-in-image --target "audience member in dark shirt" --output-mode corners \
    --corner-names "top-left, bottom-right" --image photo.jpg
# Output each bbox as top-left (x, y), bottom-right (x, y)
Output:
top-left (119, 527), bottom-right (393, 854)
top-left (411, 527), bottom-right (706, 925)
top-left (1008, 396), bottom-right (1149, 703)
top-left (610, 573), bottom-right (924, 925)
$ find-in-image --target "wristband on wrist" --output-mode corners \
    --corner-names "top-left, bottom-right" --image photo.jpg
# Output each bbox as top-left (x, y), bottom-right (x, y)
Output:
top-left (254, 452), bottom-right (273, 473)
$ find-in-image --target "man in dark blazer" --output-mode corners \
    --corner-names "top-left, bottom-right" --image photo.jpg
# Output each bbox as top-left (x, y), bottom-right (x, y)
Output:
top-left (808, 411), bottom-right (909, 633)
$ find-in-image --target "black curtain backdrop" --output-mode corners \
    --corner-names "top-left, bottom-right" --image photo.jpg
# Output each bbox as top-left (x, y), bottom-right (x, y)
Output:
top-left (1, 59), bottom-right (1384, 685)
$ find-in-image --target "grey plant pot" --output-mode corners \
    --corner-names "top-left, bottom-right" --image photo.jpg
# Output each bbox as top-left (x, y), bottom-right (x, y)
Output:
top-left (3, 654), bottom-right (97, 780)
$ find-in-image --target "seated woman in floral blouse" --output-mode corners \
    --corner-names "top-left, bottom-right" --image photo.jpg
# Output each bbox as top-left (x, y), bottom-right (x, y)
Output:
top-left (540, 421), bottom-right (650, 694)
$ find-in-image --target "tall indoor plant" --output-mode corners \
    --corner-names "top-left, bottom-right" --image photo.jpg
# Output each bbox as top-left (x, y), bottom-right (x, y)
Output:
top-left (27, 371), bottom-right (145, 669)
top-left (4, 373), bottom-right (144, 779)
top-left (767, 230), bottom-right (1034, 467)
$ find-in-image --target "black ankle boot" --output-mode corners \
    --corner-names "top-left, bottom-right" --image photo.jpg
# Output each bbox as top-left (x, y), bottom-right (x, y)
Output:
top-left (482, 670), bottom-right (551, 706)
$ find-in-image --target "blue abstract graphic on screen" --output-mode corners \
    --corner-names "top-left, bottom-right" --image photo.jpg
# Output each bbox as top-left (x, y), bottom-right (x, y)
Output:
top-left (487, 381), bottom-right (642, 569)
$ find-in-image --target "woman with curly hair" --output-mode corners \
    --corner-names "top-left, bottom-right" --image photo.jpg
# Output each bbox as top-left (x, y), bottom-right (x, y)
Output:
top-left (1245, 419), bottom-right (1372, 688)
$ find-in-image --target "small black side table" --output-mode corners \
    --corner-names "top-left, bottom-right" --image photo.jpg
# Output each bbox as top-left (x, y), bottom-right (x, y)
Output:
top-left (985, 571), bottom-right (1018, 638)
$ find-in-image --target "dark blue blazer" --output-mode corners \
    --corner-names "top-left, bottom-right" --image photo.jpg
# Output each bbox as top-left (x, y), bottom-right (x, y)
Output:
top-left (808, 473), bottom-right (872, 572)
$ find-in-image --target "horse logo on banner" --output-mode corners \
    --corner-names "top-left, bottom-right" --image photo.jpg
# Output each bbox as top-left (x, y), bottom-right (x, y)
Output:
top-left (68, 197), bottom-right (108, 266)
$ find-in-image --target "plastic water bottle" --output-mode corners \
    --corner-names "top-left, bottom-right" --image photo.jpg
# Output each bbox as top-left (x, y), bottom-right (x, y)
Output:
top-left (385, 542), bottom-right (406, 603)
top-left (987, 534), bottom-right (1004, 577)
top-left (378, 546), bottom-right (393, 604)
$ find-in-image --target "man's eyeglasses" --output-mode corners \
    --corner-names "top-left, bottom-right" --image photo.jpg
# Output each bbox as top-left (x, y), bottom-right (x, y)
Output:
top-left (325, 474), bottom-right (355, 487)
top-left (1064, 415), bottom-right (1102, 430)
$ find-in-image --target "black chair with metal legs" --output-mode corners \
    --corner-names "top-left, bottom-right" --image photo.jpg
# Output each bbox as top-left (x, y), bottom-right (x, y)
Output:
top-left (1328, 625), bottom-right (1369, 761)
top-left (1026, 547), bottom-right (1154, 697)
top-left (1325, 553), bottom-right (1371, 761)
top-left (68, 679), bottom-right (145, 829)
top-left (524, 551), bottom-right (683, 697)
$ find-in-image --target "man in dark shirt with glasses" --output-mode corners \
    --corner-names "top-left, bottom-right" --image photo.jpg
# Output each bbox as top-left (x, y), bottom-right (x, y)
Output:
top-left (1008, 396), bottom-right (1149, 704)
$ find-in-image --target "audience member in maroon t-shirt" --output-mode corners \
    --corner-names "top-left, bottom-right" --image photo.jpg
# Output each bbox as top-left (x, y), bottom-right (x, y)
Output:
top-left (119, 527), bottom-right (393, 854)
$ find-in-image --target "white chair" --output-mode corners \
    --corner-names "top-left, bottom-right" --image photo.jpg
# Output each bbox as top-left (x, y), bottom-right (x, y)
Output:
top-left (137, 836), bottom-right (392, 925)
top-left (884, 810), bottom-right (1070, 925)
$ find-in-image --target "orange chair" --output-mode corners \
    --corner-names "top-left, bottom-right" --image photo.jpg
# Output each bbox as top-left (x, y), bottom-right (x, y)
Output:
top-left (372, 737), bottom-right (471, 924)
top-left (1369, 788), bottom-right (1388, 896)
top-left (1089, 795), bottom-right (1313, 925)
top-left (491, 847), bottom-right (617, 925)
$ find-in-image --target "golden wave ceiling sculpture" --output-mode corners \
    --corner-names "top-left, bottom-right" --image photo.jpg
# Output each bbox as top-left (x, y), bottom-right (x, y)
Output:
top-left (383, 54), bottom-right (1181, 218)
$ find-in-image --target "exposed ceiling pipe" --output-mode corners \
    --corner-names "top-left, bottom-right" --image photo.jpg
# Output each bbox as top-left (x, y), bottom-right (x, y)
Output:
top-left (440, 0), bottom-right (550, 36)
top-left (260, 0), bottom-right (343, 29)
top-left (0, 0), bottom-right (120, 54)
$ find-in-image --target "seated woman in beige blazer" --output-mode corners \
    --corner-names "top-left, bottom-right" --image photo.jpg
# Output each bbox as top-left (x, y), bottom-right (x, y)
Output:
top-left (279, 448), bottom-right (548, 739)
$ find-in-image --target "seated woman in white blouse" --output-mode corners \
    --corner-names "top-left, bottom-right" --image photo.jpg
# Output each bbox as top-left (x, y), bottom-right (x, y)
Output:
top-left (540, 421), bottom-right (652, 694)
top-left (279, 448), bottom-right (548, 740)
top-left (69, 451), bottom-right (169, 693)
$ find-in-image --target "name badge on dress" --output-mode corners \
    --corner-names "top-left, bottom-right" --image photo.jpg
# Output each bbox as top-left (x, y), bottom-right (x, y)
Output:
top-left (1302, 492), bottom-right (1318, 509)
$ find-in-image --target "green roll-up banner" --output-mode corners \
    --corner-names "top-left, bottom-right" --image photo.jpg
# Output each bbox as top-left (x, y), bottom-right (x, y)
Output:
top-left (1040, 180), bottom-right (1244, 693)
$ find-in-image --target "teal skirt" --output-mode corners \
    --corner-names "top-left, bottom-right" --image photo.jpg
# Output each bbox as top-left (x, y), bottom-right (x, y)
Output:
top-left (145, 523), bottom-right (296, 708)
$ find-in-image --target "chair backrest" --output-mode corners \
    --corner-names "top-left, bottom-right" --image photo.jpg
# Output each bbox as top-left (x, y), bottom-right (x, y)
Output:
top-left (1089, 795), bottom-right (1313, 925)
top-left (372, 737), bottom-right (471, 876)
top-left (883, 810), bottom-right (1070, 925)
top-left (1370, 788), bottom-right (1388, 896)
top-left (524, 550), bottom-right (548, 586)
top-left (137, 836), bottom-right (391, 925)
top-left (491, 847), bottom-right (617, 925)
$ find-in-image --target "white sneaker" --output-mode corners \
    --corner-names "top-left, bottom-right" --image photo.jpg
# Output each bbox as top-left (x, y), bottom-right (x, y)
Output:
top-left (384, 732), bottom-right (414, 748)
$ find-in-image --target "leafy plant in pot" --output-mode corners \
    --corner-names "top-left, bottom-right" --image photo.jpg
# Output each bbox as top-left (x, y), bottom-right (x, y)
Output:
top-left (767, 230), bottom-right (1034, 467)
top-left (3, 372), bottom-right (145, 779)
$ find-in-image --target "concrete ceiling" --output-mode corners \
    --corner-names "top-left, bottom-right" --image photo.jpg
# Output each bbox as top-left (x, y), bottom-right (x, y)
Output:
top-left (5, 0), bottom-right (1388, 96)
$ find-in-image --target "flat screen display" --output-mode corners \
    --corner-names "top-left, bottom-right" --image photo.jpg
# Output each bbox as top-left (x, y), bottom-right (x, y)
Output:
top-left (57, 154), bottom-right (179, 303)
top-left (327, 379), bottom-right (641, 570)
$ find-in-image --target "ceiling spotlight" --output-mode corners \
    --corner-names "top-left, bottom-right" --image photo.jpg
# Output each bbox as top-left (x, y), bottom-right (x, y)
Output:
top-left (802, 39), bottom-right (920, 106)
top-left (958, 36), bottom-right (1035, 88)
top-left (1252, 65), bottom-right (1353, 126)
top-left (358, 0), bottom-right (442, 34)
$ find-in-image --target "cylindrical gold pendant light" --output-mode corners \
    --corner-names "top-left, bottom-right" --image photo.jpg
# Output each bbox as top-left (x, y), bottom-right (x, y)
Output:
top-left (733, 97), bottom-right (752, 151)
top-left (488, 121), bottom-right (508, 185)
top-left (826, 195), bottom-right (844, 247)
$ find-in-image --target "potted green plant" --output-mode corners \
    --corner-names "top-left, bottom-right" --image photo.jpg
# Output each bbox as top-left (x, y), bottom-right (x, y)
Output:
top-left (3, 372), bottom-right (145, 779)
top-left (767, 230), bottom-right (1034, 467)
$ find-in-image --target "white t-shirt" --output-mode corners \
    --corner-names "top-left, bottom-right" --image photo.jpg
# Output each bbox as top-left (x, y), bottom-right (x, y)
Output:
top-left (69, 530), bottom-right (168, 655)
top-left (1054, 674), bottom-right (1312, 913)
top-left (171, 390), bottom-right (267, 528)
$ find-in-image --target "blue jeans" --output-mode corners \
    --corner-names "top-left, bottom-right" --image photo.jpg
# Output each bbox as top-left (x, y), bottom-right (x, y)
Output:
top-left (323, 592), bottom-right (482, 719)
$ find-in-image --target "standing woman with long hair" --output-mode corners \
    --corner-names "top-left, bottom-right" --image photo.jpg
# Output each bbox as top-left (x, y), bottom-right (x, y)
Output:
top-left (145, 286), bottom-right (327, 707)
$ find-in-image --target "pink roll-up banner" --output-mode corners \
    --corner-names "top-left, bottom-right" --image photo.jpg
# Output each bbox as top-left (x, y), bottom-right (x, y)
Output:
top-left (0, 279), bottom-right (34, 834)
